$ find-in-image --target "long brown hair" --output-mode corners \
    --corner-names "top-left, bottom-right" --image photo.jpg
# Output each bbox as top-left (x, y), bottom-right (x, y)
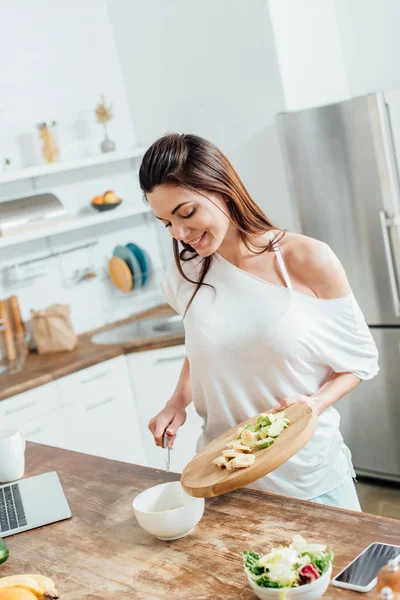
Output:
top-left (139, 133), bottom-right (284, 315)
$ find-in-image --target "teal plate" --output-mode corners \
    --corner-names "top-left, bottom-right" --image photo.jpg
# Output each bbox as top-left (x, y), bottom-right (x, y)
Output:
top-left (126, 243), bottom-right (150, 287)
top-left (113, 245), bottom-right (142, 290)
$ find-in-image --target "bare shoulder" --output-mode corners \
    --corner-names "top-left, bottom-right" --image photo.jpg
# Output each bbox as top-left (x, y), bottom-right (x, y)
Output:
top-left (281, 233), bottom-right (350, 299)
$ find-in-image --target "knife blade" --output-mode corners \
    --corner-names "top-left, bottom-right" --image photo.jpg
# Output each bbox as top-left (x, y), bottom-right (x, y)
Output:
top-left (163, 431), bottom-right (171, 473)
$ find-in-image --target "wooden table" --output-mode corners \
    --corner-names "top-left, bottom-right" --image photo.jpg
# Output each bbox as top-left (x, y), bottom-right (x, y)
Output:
top-left (3, 443), bottom-right (400, 599)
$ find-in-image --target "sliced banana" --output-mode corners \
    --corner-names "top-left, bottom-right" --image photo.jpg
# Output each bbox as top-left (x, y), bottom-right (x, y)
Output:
top-left (226, 453), bottom-right (255, 471)
top-left (212, 455), bottom-right (228, 468)
top-left (222, 449), bottom-right (241, 459)
top-left (240, 429), bottom-right (258, 448)
top-left (225, 441), bottom-right (253, 452)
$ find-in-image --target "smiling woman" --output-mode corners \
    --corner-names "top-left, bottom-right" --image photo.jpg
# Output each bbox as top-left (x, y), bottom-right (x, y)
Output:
top-left (139, 133), bottom-right (281, 315)
top-left (138, 132), bottom-right (379, 510)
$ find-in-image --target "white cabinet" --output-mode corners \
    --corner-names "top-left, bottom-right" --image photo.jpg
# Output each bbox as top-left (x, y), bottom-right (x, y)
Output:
top-left (127, 345), bottom-right (203, 473)
top-left (0, 345), bottom-right (200, 470)
top-left (0, 382), bottom-right (69, 449)
top-left (56, 356), bottom-right (146, 466)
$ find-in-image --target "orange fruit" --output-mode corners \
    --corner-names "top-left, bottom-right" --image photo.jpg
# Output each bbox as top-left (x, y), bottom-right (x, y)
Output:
top-left (0, 589), bottom-right (37, 600)
top-left (92, 195), bottom-right (104, 205)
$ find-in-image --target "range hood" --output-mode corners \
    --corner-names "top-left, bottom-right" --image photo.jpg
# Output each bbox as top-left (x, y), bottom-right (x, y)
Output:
top-left (0, 193), bottom-right (68, 237)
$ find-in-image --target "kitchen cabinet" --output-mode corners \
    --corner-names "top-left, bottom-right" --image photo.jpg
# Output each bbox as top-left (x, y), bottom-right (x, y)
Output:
top-left (127, 345), bottom-right (203, 473)
top-left (56, 356), bottom-right (146, 466)
top-left (0, 382), bottom-right (69, 449)
top-left (0, 345), bottom-right (200, 470)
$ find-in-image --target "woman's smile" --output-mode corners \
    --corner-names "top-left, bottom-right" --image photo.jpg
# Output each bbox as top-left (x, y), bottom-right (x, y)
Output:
top-left (186, 232), bottom-right (207, 249)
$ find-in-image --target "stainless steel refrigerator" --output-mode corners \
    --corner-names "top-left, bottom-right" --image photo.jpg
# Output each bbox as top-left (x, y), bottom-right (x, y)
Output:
top-left (278, 91), bottom-right (400, 483)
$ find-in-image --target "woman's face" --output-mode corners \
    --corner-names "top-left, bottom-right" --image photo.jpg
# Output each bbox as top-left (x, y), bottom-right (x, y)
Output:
top-left (147, 184), bottom-right (233, 257)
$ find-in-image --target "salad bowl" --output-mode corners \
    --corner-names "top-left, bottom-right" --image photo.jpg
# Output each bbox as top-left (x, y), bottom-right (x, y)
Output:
top-left (244, 535), bottom-right (334, 600)
top-left (247, 566), bottom-right (332, 599)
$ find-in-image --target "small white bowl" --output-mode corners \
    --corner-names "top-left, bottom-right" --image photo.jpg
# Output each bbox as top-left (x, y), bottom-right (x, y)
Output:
top-left (247, 566), bottom-right (332, 600)
top-left (132, 481), bottom-right (204, 540)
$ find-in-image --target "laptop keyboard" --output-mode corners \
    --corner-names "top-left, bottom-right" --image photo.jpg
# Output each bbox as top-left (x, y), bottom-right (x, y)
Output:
top-left (0, 484), bottom-right (27, 533)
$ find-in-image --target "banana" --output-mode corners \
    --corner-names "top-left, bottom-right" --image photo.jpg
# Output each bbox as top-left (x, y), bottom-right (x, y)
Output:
top-left (24, 575), bottom-right (58, 599)
top-left (226, 453), bottom-right (255, 471)
top-left (0, 575), bottom-right (59, 599)
top-left (212, 455), bottom-right (228, 468)
top-left (0, 576), bottom-right (43, 596)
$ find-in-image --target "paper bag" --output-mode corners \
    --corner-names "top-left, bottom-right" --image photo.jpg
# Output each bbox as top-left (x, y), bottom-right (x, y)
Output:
top-left (31, 304), bottom-right (77, 354)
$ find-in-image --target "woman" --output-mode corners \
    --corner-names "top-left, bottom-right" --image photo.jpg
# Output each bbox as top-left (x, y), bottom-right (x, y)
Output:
top-left (139, 132), bottom-right (379, 510)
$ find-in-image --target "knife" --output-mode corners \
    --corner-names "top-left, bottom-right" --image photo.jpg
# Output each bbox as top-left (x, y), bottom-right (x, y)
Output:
top-left (163, 431), bottom-right (171, 473)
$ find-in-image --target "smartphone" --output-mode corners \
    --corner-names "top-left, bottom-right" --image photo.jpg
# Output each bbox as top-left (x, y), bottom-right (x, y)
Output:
top-left (332, 542), bottom-right (400, 592)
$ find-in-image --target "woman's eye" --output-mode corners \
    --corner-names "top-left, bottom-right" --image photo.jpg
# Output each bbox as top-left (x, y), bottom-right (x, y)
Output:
top-left (182, 209), bottom-right (196, 219)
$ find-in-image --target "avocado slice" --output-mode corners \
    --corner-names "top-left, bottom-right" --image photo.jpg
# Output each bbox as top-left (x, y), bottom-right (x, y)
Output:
top-left (268, 418), bottom-right (288, 437)
top-left (255, 437), bottom-right (275, 449)
top-left (258, 426), bottom-right (271, 440)
top-left (245, 424), bottom-right (255, 432)
top-left (0, 538), bottom-right (9, 564)
top-left (257, 414), bottom-right (273, 427)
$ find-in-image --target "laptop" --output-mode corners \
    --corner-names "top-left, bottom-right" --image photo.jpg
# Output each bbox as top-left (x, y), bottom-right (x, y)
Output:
top-left (0, 471), bottom-right (72, 537)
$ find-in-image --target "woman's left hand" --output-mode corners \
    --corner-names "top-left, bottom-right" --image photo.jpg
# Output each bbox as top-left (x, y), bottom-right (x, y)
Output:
top-left (271, 394), bottom-right (320, 415)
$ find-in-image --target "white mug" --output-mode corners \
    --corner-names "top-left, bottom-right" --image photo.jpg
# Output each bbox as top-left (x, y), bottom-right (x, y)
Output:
top-left (0, 429), bottom-right (26, 483)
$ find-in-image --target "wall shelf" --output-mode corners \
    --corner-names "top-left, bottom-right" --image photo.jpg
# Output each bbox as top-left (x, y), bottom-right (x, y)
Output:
top-left (0, 205), bottom-right (152, 249)
top-left (0, 147), bottom-right (147, 185)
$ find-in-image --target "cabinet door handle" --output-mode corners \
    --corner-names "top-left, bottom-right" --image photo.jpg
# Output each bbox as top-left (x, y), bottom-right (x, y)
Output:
top-left (86, 396), bottom-right (116, 411)
top-left (80, 370), bottom-right (111, 385)
top-left (380, 211), bottom-right (400, 317)
top-left (155, 355), bottom-right (186, 365)
top-left (6, 401), bottom-right (36, 415)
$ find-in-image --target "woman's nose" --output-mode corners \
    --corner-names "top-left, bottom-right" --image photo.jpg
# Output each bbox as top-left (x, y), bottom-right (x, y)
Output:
top-left (171, 224), bottom-right (191, 241)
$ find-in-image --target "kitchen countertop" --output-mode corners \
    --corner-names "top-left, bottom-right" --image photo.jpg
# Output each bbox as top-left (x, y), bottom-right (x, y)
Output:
top-left (0, 304), bottom-right (184, 402)
top-left (3, 442), bottom-right (400, 599)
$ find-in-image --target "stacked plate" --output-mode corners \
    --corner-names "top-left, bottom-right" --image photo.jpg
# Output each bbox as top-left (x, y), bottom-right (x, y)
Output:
top-left (108, 243), bottom-right (151, 293)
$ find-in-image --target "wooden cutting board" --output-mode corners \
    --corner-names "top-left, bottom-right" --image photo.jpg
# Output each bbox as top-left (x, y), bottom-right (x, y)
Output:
top-left (108, 256), bottom-right (133, 292)
top-left (181, 403), bottom-right (318, 498)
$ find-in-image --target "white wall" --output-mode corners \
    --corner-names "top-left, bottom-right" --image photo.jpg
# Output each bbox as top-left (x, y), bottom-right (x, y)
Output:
top-left (0, 0), bottom-right (164, 335)
top-left (335, 0), bottom-right (400, 96)
top-left (0, 0), bottom-right (138, 168)
top-left (269, 0), bottom-right (350, 111)
top-left (107, 0), bottom-right (300, 234)
top-left (269, 0), bottom-right (400, 112)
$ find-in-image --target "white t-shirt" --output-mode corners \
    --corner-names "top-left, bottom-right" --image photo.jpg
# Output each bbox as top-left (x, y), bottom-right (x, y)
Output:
top-left (161, 251), bottom-right (379, 500)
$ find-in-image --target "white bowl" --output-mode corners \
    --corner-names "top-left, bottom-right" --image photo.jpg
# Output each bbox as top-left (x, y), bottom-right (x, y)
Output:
top-left (132, 481), bottom-right (204, 540)
top-left (247, 566), bottom-right (332, 600)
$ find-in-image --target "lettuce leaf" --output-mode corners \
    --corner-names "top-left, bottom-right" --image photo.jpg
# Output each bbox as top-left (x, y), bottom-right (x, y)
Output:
top-left (243, 550), bottom-right (264, 575)
top-left (256, 576), bottom-right (284, 588)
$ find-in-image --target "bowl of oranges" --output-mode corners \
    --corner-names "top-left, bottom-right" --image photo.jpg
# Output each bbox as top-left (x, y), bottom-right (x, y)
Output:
top-left (91, 190), bottom-right (122, 212)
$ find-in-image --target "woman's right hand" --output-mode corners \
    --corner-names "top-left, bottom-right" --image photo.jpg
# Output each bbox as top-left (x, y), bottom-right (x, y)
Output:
top-left (148, 401), bottom-right (187, 449)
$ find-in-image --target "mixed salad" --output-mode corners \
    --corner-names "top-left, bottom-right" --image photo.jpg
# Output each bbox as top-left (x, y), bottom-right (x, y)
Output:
top-left (243, 535), bottom-right (334, 591)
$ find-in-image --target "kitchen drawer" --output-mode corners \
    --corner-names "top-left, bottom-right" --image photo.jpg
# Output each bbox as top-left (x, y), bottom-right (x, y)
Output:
top-left (0, 382), bottom-right (60, 428)
top-left (56, 356), bottom-right (126, 407)
top-left (47, 355), bottom-right (146, 465)
top-left (62, 364), bottom-right (146, 465)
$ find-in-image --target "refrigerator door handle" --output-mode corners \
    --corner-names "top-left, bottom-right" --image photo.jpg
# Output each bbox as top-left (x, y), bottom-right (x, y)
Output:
top-left (380, 210), bottom-right (400, 317)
